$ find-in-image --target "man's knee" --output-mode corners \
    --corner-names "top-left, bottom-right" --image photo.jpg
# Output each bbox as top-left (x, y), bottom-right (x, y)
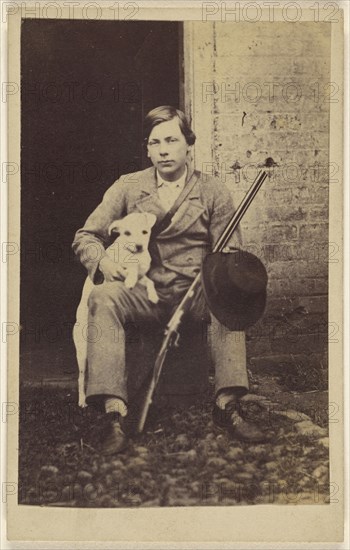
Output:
top-left (88, 281), bottom-right (125, 310)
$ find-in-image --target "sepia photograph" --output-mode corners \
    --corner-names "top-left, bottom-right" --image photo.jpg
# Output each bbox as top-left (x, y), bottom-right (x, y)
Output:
top-left (4, 0), bottom-right (345, 544)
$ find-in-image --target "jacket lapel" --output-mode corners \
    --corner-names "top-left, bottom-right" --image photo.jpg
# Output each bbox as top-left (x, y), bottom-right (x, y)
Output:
top-left (134, 166), bottom-right (165, 218)
top-left (134, 160), bottom-right (204, 238)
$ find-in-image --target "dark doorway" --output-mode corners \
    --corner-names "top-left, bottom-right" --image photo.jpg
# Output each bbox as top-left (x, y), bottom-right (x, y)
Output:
top-left (20, 19), bottom-right (181, 381)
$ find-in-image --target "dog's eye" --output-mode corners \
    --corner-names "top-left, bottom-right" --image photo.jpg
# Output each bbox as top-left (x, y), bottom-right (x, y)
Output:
top-left (142, 230), bottom-right (148, 235)
top-left (124, 231), bottom-right (131, 236)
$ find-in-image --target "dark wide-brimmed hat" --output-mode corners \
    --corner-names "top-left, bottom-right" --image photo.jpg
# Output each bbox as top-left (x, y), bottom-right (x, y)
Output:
top-left (201, 249), bottom-right (268, 330)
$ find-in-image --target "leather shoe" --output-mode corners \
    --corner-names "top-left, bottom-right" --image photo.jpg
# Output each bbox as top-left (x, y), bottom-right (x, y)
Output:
top-left (213, 401), bottom-right (266, 443)
top-left (101, 413), bottom-right (128, 455)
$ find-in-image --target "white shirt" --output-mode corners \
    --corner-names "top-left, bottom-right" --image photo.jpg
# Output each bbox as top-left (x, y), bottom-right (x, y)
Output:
top-left (156, 166), bottom-right (187, 212)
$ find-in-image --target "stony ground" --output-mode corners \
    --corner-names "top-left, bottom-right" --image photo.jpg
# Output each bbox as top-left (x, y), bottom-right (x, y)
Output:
top-left (18, 374), bottom-right (330, 507)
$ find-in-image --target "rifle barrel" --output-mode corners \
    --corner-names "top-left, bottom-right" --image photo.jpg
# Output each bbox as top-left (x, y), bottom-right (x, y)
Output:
top-left (137, 169), bottom-right (268, 433)
top-left (213, 170), bottom-right (268, 253)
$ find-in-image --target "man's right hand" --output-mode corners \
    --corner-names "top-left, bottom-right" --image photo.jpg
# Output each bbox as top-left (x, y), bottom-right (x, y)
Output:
top-left (99, 256), bottom-right (127, 282)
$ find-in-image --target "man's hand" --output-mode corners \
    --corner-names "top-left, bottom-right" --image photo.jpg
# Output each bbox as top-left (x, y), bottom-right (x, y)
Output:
top-left (99, 256), bottom-right (127, 282)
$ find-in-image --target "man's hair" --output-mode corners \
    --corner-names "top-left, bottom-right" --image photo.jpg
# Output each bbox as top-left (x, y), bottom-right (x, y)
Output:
top-left (143, 105), bottom-right (196, 146)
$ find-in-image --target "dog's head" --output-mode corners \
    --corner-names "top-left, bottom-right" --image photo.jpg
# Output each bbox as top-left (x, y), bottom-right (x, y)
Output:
top-left (108, 212), bottom-right (157, 253)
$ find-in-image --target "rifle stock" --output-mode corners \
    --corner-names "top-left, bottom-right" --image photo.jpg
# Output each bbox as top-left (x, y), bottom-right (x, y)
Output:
top-left (137, 170), bottom-right (268, 433)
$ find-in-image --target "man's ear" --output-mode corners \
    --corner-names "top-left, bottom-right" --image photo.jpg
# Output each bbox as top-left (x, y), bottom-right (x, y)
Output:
top-left (144, 213), bottom-right (157, 229)
top-left (108, 220), bottom-right (122, 236)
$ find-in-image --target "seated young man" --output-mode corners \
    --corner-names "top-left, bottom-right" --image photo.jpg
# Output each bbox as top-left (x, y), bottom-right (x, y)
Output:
top-left (72, 105), bottom-right (265, 454)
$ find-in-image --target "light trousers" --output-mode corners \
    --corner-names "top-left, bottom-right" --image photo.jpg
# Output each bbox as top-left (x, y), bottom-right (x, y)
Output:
top-left (85, 280), bottom-right (249, 406)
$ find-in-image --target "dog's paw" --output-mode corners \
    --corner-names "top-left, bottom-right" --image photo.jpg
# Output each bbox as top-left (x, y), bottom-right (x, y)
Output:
top-left (78, 397), bottom-right (87, 408)
top-left (124, 280), bottom-right (135, 290)
top-left (148, 292), bottom-right (159, 304)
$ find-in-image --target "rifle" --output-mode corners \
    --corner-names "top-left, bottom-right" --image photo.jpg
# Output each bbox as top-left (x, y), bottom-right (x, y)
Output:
top-left (137, 169), bottom-right (268, 433)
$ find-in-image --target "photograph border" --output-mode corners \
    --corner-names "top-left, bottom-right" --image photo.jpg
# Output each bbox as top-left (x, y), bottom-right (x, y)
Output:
top-left (4, 0), bottom-right (347, 544)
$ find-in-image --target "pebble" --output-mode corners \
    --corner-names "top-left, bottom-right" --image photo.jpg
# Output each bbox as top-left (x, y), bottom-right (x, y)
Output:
top-left (100, 463), bottom-right (112, 474)
top-left (318, 437), bottom-right (329, 449)
top-left (295, 420), bottom-right (327, 438)
top-left (244, 464), bottom-right (258, 474)
top-left (77, 470), bottom-right (93, 483)
top-left (251, 445), bottom-right (268, 455)
top-left (84, 482), bottom-right (104, 502)
top-left (71, 483), bottom-right (83, 500)
top-left (265, 461), bottom-right (278, 472)
top-left (216, 435), bottom-right (229, 452)
top-left (111, 459), bottom-right (125, 470)
top-left (223, 464), bottom-right (239, 477)
top-left (61, 485), bottom-right (74, 501)
top-left (135, 446), bottom-right (149, 455)
top-left (219, 479), bottom-right (237, 491)
top-left (226, 448), bottom-right (243, 461)
top-left (177, 449), bottom-right (197, 463)
top-left (63, 474), bottom-right (74, 484)
top-left (235, 472), bottom-right (253, 482)
top-left (263, 473), bottom-right (279, 483)
top-left (241, 394), bottom-right (268, 403)
top-left (312, 464), bottom-right (329, 480)
top-left (162, 474), bottom-right (176, 486)
top-left (190, 481), bottom-right (200, 494)
top-left (187, 449), bottom-right (197, 460)
top-left (216, 477), bottom-right (231, 485)
top-left (272, 445), bottom-right (285, 456)
top-left (40, 465), bottom-right (59, 476)
top-left (175, 434), bottom-right (190, 449)
top-left (105, 474), bottom-right (113, 488)
top-left (207, 457), bottom-right (227, 468)
top-left (42, 490), bottom-right (59, 503)
top-left (127, 457), bottom-right (147, 470)
top-left (99, 495), bottom-right (114, 507)
top-left (273, 410), bottom-right (311, 422)
top-left (111, 469), bottom-right (124, 481)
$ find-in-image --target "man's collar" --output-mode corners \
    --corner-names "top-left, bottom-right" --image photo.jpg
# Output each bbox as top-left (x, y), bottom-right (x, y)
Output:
top-left (156, 165), bottom-right (188, 188)
top-left (138, 158), bottom-right (195, 195)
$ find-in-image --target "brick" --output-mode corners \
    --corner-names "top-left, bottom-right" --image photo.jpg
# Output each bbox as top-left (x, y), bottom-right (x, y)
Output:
top-left (267, 224), bottom-right (298, 242)
top-left (299, 223), bottom-right (328, 240)
top-left (291, 295), bottom-right (328, 315)
top-left (267, 260), bottom-right (327, 279)
top-left (264, 206), bottom-right (307, 222)
top-left (261, 242), bottom-right (330, 264)
top-left (264, 295), bottom-right (328, 317)
top-left (268, 277), bottom-right (328, 297)
top-left (262, 185), bottom-right (329, 206)
top-left (308, 205), bottom-right (329, 220)
top-left (245, 223), bottom-right (298, 242)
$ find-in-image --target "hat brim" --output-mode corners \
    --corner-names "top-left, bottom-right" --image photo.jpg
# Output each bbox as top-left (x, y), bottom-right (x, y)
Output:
top-left (201, 251), bottom-right (267, 330)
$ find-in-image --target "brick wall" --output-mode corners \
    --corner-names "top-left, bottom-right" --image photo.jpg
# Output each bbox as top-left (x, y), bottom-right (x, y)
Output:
top-left (186, 21), bottom-right (332, 378)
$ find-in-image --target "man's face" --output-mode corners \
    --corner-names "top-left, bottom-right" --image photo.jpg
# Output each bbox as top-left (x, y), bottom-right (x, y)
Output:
top-left (147, 118), bottom-right (191, 182)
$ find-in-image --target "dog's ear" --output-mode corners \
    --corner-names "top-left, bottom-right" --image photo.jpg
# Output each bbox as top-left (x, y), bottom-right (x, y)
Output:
top-left (108, 220), bottom-right (122, 236)
top-left (144, 213), bottom-right (157, 229)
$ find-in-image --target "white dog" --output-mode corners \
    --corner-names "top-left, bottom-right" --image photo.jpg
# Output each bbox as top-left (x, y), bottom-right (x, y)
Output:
top-left (73, 212), bottom-right (158, 407)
